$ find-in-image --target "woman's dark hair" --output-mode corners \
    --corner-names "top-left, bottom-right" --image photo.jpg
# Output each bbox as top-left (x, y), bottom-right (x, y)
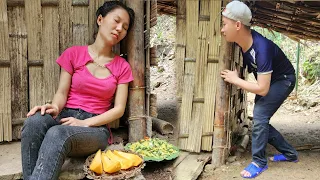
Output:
top-left (96, 1), bottom-right (135, 31)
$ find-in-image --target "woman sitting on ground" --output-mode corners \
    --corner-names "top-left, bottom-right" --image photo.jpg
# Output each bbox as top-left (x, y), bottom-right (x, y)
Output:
top-left (21, 1), bottom-right (135, 179)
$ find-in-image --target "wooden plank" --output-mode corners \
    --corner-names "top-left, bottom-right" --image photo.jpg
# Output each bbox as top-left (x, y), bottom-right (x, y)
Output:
top-left (59, 0), bottom-right (72, 54)
top-left (172, 153), bottom-right (211, 180)
top-left (8, 6), bottom-right (27, 142)
top-left (42, 6), bottom-right (60, 103)
top-left (72, 6), bottom-right (88, 45)
top-left (201, 0), bottom-right (221, 151)
top-left (0, 0), bottom-right (11, 142)
top-left (25, 0), bottom-right (43, 109)
top-left (172, 151), bottom-right (190, 169)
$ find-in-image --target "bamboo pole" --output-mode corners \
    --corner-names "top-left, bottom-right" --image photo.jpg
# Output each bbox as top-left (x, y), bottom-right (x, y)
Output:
top-left (124, 0), bottom-right (146, 143)
top-left (211, 25), bottom-right (232, 167)
top-left (145, 0), bottom-right (152, 137)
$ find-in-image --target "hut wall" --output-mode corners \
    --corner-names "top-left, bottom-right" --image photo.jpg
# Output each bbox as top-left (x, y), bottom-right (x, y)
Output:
top-left (176, 0), bottom-right (247, 153)
top-left (0, 0), bottom-right (151, 142)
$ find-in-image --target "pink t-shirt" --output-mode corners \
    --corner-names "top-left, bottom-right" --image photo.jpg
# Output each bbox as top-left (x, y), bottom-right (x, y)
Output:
top-left (56, 46), bottom-right (134, 114)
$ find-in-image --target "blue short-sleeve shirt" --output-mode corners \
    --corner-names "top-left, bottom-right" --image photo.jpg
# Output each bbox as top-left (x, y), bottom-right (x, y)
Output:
top-left (242, 30), bottom-right (295, 82)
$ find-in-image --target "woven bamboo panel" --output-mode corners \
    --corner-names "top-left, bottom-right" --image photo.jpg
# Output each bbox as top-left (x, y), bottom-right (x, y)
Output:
top-left (185, 0), bottom-right (210, 152)
top-left (229, 46), bottom-right (247, 133)
top-left (42, 6), bottom-right (60, 104)
top-left (59, 0), bottom-right (72, 54)
top-left (175, 0), bottom-right (186, 98)
top-left (1, 0), bottom-right (153, 142)
top-left (0, 0), bottom-right (11, 141)
top-left (201, 0), bottom-right (221, 151)
top-left (178, 0), bottom-right (198, 151)
top-left (26, 0), bottom-right (43, 110)
top-left (72, 6), bottom-right (89, 46)
top-left (177, 0), bottom-right (247, 152)
top-left (8, 6), bottom-right (28, 126)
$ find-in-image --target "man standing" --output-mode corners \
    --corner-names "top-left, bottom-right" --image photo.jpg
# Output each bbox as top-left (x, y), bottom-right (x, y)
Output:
top-left (220, 1), bottom-right (298, 178)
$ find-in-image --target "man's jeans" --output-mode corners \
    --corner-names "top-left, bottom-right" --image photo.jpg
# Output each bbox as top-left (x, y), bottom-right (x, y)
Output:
top-left (21, 108), bottom-right (110, 180)
top-left (252, 74), bottom-right (298, 167)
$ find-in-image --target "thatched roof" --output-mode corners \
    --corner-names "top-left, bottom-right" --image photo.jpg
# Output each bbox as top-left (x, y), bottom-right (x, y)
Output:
top-left (156, 0), bottom-right (176, 16)
top-left (246, 1), bottom-right (320, 41)
top-left (156, 0), bottom-right (320, 41)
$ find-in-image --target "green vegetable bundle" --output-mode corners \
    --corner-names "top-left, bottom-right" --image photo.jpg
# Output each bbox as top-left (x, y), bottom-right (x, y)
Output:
top-left (124, 138), bottom-right (180, 162)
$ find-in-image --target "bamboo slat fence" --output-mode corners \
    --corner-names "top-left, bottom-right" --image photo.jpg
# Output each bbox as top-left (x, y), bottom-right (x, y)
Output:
top-left (176, 0), bottom-right (247, 153)
top-left (0, 0), bottom-right (155, 142)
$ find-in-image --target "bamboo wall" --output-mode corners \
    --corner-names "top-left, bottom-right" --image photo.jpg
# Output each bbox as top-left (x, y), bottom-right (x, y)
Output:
top-left (176, 0), bottom-right (247, 153)
top-left (0, 0), bottom-right (127, 142)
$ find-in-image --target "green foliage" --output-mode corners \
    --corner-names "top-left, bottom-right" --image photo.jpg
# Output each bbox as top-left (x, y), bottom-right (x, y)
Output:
top-left (302, 61), bottom-right (320, 84)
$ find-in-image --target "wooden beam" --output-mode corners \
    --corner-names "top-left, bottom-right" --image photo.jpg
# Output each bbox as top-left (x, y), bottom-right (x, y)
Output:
top-left (7, 0), bottom-right (60, 6)
top-left (253, 12), bottom-right (320, 33)
top-left (256, 23), bottom-right (320, 41)
top-left (253, 5), bottom-right (320, 26)
top-left (212, 0), bottom-right (231, 164)
top-left (254, 17), bottom-right (320, 38)
top-left (281, 1), bottom-right (320, 13)
top-left (124, 0), bottom-right (146, 142)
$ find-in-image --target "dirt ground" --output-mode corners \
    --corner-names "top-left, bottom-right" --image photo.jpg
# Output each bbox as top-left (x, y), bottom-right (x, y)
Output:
top-left (147, 48), bottom-right (320, 180)
top-left (199, 102), bottom-right (320, 180)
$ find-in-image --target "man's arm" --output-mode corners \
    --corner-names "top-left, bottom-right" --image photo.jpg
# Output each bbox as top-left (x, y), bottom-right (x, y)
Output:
top-left (221, 69), bottom-right (271, 96)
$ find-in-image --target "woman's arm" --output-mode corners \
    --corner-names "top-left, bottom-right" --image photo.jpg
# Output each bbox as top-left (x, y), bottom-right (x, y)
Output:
top-left (27, 69), bottom-right (72, 117)
top-left (60, 83), bottom-right (129, 127)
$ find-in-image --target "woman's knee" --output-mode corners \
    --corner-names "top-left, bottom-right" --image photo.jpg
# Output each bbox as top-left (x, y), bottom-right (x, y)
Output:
top-left (45, 126), bottom-right (69, 141)
top-left (22, 112), bottom-right (57, 135)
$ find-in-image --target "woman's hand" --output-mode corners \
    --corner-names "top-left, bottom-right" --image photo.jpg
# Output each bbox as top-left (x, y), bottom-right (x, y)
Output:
top-left (27, 104), bottom-right (59, 118)
top-left (220, 69), bottom-right (240, 84)
top-left (60, 117), bottom-right (89, 127)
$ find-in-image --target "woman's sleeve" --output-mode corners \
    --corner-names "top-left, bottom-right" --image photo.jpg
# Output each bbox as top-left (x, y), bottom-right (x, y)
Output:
top-left (118, 61), bottom-right (134, 84)
top-left (56, 47), bottom-right (74, 75)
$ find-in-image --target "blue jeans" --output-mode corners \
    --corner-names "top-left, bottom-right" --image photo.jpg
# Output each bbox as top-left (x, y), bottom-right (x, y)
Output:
top-left (21, 108), bottom-right (110, 180)
top-left (252, 74), bottom-right (298, 167)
